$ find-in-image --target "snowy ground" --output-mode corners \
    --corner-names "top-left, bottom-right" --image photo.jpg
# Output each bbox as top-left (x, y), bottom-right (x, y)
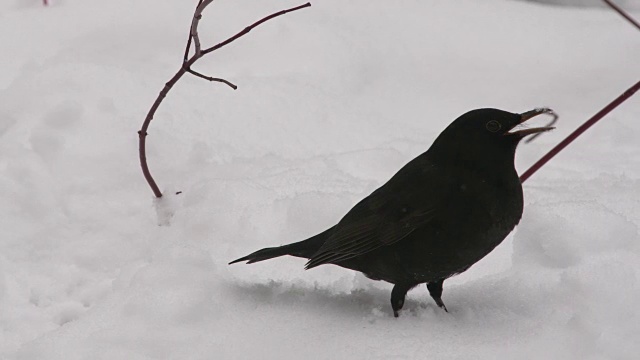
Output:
top-left (1, 0), bottom-right (640, 359)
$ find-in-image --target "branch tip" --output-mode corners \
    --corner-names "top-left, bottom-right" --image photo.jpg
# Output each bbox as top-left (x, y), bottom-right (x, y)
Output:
top-left (202, 2), bottom-right (313, 55)
top-left (186, 68), bottom-right (238, 90)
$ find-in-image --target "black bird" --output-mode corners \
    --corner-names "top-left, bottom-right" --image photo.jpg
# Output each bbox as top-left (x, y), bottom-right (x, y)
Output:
top-left (230, 108), bottom-right (555, 317)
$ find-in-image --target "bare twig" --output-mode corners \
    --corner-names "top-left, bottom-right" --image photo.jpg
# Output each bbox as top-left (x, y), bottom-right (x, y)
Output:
top-left (186, 68), bottom-right (238, 89)
top-left (524, 111), bottom-right (559, 144)
top-left (139, 67), bottom-right (191, 198)
top-left (602, 0), bottom-right (640, 32)
top-left (190, 0), bottom-right (213, 56)
top-left (139, 1), bottom-right (311, 198)
top-left (520, 79), bottom-right (640, 183)
top-left (184, 0), bottom-right (204, 62)
top-left (520, 1), bottom-right (640, 182)
top-left (202, 3), bottom-right (312, 55)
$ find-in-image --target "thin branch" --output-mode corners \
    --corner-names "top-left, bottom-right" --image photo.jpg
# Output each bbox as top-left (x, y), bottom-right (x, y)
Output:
top-left (184, 35), bottom-right (193, 63)
top-left (190, 0), bottom-right (213, 56)
top-left (520, 79), bottom-right (640, 183)
top-left (186, 68), bottom-right (238, 89)
top-left (184, 0), bottom-right (205, 62)
top-left (139, 1), bottom-right (311, 198)
top-left (202, 3), bottom-right (312, 55)
top-left (139, 65), bottom-right (191, 198)
top-left (602, 0), bottom-right (640, 32)
top-left (192, 16), bottom-right (203, 55)
top-left (521, 2), bottom-right (640, 182)
top-left (524, 111), bottom-right (559, 144)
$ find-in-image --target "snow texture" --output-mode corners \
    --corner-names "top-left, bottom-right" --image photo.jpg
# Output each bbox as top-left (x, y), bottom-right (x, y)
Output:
top-left (1, 0), bottom-right (640, 359)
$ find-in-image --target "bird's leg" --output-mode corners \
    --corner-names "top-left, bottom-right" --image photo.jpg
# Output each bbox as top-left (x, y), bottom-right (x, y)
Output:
top-left (426, 279), bottom-right (448, 312)
top-left (390, 283), bottom-right (414, 318)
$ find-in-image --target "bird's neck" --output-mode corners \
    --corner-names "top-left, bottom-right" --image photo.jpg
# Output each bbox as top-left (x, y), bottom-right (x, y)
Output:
top-left (430, 144), bottom-right (519, 182)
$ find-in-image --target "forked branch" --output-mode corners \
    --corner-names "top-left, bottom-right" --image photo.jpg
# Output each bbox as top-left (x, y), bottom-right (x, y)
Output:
top-left (139, 1), bottom-right (311, 198)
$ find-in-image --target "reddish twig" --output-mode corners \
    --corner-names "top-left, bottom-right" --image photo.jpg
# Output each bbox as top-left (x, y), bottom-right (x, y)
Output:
top-left (521, 2), bottom-right (640, 183)
top-left (201, 3), bottom-right (312, 56)
top-left (189, 0), bottom-right (212, 57)
top-left (43, 0), bottom-right (48, 5)
top-left (139, 2), bottom-right (311, 198)
top-left (520, 79), bottom-right (640, 183)
top-left (186, 68), bottom-right (238, 89)
top-left (184, 0), bottom-right (205, 62)
top-left (602, 0), bottom-right (640, 32)
top-left (524, 111), bottom-right (559, 144)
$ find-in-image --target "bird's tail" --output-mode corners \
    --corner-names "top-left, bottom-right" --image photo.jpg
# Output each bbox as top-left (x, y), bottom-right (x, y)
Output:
top-left (229, 226), bottom-right (334, 265)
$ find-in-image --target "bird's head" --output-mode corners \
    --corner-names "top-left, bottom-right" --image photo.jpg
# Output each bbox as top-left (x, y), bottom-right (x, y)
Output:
top-left (429, 108), bottom-right (556, 171)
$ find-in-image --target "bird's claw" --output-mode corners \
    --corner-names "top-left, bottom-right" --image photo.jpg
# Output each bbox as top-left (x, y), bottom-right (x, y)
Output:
top-left (434, 298), bottom-right (448, 312)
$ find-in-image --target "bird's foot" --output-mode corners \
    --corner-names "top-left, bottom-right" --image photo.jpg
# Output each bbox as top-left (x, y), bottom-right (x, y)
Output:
top-left (391, 283), bottom-right (414, 318)
top-left (392, 298), bottom-right (404, 318)
top-left (434, 297), bottom-right (448, 312)
top-left (426, 279), bottom-right (448, 313)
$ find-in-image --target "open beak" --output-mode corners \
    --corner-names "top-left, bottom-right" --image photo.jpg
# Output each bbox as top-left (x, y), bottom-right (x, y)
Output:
top-left (508, 107), bottom-right (558, 137)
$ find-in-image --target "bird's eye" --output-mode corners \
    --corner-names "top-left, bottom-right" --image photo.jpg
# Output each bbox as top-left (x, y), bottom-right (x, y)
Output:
top-left (486, 120), bottom-right (502, 133)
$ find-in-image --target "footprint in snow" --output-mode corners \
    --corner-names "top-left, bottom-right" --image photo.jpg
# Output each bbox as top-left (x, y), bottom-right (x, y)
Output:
top-left (30, 101), bottom-right (83, 161)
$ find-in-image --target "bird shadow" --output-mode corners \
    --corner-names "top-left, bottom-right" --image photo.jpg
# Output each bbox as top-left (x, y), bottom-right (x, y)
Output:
top-left (221, 272), bottom-right (542, 324)
top-left (222, 278), bottom-right (448, 320)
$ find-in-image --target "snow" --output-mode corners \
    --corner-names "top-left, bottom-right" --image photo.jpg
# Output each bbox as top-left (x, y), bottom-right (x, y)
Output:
top-left (1, 0), bottom-right (640, 359)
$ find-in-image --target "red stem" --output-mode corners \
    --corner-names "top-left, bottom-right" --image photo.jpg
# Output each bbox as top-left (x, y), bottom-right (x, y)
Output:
top-left (520, 79), bottom-right (640, 183)
top-left (522, 1), bottom-right (640, 183)
top-left (184, 0), bottom-right (205, 62)
top-left (139, 59), bottom-right (197, 198)
top-left (602, 0), bottom-right (640, 32)
top-left (201, 3), bottom-right (311, 55)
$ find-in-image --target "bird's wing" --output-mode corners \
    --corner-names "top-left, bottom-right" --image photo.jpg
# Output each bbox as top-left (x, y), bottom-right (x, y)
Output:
top-left (305, 157), bottom-right (442, 269)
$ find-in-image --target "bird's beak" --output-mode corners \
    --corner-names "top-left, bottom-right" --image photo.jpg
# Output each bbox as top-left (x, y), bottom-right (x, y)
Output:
top-left (508, 108), bottom-right (557, 137)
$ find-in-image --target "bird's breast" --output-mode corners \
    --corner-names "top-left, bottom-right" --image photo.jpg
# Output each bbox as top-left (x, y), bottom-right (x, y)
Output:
top-left (399, 169), bottom-right (523, 280)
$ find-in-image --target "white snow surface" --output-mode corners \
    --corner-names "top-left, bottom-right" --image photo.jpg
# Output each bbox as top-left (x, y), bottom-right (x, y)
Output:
top-left (1, 0), bottom-right (640, 359)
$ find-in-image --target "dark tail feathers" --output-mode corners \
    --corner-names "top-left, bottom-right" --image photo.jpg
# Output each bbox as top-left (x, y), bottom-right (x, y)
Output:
top-left (229, 245), bottom-right (296, 265)
top-left (229, 226), bottom-right (334, 265)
